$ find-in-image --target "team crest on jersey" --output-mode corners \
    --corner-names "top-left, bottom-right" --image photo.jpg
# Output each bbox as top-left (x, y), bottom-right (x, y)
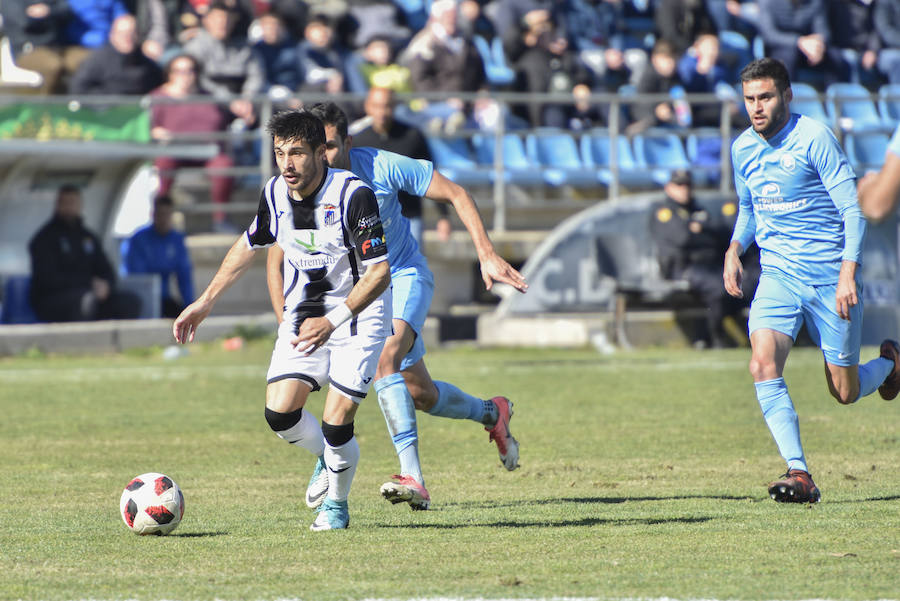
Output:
top-left (779, 153), bottom-right (796, 172)
top-left (323, 204), bottom-right (337, 226)
top-left (760, 182), bottom-right (781, 198)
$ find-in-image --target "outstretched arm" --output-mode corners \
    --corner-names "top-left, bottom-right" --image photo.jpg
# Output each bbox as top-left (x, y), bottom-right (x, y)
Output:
top-left (424, 170), bottom-right (528, 293)
top-left (858, 150), bottom-right (900, 223)
top-left (173, 236), bottom-right (255, 344)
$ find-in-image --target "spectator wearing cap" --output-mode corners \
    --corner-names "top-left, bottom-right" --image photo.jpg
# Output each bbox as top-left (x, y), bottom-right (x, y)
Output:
top-left (650, 169), bottom-right (748, 348)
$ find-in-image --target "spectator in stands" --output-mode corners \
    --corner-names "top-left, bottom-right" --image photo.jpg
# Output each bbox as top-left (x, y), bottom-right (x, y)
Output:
top-left (755, 0), bottom-right (850, 89)
top-left (126, 0), bottom-right (173, 63)
top-left (858, 124), bottom-right (900, 223)
top-left (297, 13), bottom-right (366, 96)
top-left (29, 185), bottom-right (141, 322)
top-left (655, 0), bottom-right (718, 57)
top-left (457, 0), bottom-right (497, 42)
top-left (345, 1), bottom-right (412, 49)
top-left (349, 35), bottom-right (412, 93)
top-left (628, 39), bottom-right (685, 133)
top-left (69, 14), bottom-right (163, 95)
top-left (253, 11), bottom-right (303, 95)
top-left (827, 0), bottom-right (881, 88)
top-left (400, 0), bottom-right (486, 133)
top-left (150, 53), bottom-right (235, 233)
top-left (123, 195), bottom-right (195, 317)
top-left (3, 0), bottom-right (89, 94)
top-left (66, 0), bottom-right (130, 50)
top-left (676, 32), bottom-right (738, 127)
top-left (649, 169), bottom-right (743, 348)
top-left (705, 0), bottom-right (759, 39)
top-left (183, 0), bottom-right (263, 129)
top-left (501, 5), bottom-right (590, 127)
top-left (874, 0), bottom-right (900, 85)
top-left (351, 87), bottom-right (451, 244)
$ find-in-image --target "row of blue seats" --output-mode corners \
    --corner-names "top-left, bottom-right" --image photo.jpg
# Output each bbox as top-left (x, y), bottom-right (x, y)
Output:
top-left (427, 124), bottom-right (893, 191)
top-left (784, 82), bottom-right (900, 133)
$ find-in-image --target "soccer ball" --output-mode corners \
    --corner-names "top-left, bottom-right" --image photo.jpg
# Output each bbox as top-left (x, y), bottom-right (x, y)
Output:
top-left (119, 472), bottom-right (185, 535)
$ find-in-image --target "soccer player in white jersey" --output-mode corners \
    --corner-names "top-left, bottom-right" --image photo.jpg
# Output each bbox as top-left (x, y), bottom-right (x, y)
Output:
top-left (267, 102), bottom-right (528, 510)
top-left (723, 58), bottom-right (900, 503)
top-left (173, 109), bottom-right (392, 530)
top-left (858, 124), bottom-right (900, 222)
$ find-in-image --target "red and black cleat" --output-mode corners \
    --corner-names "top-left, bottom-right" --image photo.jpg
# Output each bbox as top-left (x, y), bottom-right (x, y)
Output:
top-left (768, 469), bottom-right (820, 504)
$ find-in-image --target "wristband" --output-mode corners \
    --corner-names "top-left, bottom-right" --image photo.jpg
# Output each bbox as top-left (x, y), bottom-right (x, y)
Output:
top-left (325, 303), bottom-right (353, 328)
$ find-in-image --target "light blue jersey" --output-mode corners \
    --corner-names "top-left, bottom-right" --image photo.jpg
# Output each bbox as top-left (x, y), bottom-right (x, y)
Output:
top-left (889, 124), bottom-right (900, 158)
top-left (731, 113), bottom-right (863, 284)
top-left (348, 146), bottom-right (434, 273)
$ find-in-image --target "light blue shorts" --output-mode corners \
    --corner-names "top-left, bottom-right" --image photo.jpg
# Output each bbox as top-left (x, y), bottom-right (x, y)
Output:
top-left (748, 271), bottom-right (863, 366)
top-left (391, 262), bottom-right (435, 370)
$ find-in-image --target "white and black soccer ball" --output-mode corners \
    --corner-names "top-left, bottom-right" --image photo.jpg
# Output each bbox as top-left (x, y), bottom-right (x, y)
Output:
top-left (119, 472), bottom-right (185, 535)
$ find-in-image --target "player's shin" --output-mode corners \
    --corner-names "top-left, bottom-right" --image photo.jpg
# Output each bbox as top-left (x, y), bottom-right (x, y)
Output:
top-left (431, 381), bottom-right (497, 426)
top-left (374, 373), bottom-right (423, 483)
top-left (857, 357), bottom-right (894, 400)
top-left (264, 407), bottom-right (326, 456)
top-left (756, 378), bottom-right (808, 473)
top-left (322, 422), bottom-right (358, 502)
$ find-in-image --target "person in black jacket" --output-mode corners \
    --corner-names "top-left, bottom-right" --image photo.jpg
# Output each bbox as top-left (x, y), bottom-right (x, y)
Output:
top-left (649, 169), bottom-right (743, 348)
top-left (29, 185), bottom-right (141, 322)
top-left (69, 13), bottom-right (162, 95)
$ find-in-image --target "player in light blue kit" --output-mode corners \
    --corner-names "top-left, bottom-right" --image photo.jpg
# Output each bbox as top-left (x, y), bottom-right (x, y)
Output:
top-left (723, 58), bottom-right (900, 503)
top-left (858, 124), bottom-right (900, 223)
top-left (267, 102), bottom-right (528, 510)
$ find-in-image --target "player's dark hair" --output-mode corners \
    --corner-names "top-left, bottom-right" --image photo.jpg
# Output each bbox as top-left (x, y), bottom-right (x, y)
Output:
top-left (265, 109), bottom-right (325, 149)
top-left (154, 194), bottom-right (174, 209)
top-left (57, 184), bottom-right (80, 199)
top-left (740, 58), bottom-right (791, 93)
top-left (307, 102), bottom-right (349, 140)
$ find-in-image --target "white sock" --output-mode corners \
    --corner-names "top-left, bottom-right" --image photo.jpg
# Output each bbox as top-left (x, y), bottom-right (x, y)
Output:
top-left (324, 436), bottom-right (359, 502)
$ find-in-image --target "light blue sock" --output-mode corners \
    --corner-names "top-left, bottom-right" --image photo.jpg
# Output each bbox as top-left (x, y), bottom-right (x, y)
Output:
top-left (856, 357), bottom-right (894, 401)
top-left (756, 378), bottom-right (808, 473)
top-left (430, 381), bottom-right (497, 426)
top-left (374, 372), bottom-right (423, 484)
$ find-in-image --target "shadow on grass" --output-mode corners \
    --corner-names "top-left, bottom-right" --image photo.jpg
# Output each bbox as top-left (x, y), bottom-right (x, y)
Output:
top-left (826, 494), bottom-right (900, 504)
top-left (170, 531), bottom-right (229, 538)
top-left (379, 515), bottom-right (714, 529)
top-left (438, 493), bottom-right (755, 510)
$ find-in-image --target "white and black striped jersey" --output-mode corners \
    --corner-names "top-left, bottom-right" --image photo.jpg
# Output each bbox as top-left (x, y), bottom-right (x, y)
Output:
top-left (245, 168), bottom-right (391, 337)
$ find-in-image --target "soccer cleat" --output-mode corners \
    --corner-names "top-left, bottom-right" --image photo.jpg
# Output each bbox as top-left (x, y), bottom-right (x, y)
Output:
top-left (379, 475), bottom-right (431, 510)
top-left (486, 396), bottom-right (519, 471)
top-left (767, 469), bottom-right (821, 504)
top-left (309, 498), bottom-right (349, 531)
top-left (305, 455), bottom-right (328, 509)
top-left (878, 339), bottom-right (900, 401)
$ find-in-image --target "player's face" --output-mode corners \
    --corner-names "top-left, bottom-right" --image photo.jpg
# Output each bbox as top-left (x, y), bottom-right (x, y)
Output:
top-left (322, 124), bottom-right (351, 170)
top-left (742, 77), bottom-right (792, 139)
top-left (273, 136), bottom-right (325, 198)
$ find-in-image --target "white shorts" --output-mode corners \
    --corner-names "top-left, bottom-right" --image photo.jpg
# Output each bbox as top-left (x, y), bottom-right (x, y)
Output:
top-left (266, 319), bottom-right (388, 401)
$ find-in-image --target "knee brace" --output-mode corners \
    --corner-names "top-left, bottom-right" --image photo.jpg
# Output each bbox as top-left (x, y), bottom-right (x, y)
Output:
top-left (264, 407), bottom-right (303, 432)
top-left (321, 421), bottom-right (354, 447)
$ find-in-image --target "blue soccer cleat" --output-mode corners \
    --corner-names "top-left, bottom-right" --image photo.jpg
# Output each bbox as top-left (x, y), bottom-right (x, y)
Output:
top-left (309, 498), bottom-right (349, 531)
top-left (305, 455), bottom-right (328, 509)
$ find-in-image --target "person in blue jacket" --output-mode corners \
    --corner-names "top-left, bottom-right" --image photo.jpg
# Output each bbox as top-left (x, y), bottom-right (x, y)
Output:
top-left (123, 195), bottom-right (194, 318)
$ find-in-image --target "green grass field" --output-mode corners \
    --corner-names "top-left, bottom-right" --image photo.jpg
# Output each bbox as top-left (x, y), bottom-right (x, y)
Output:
top-left (2, 339), bottom-right (899, 601)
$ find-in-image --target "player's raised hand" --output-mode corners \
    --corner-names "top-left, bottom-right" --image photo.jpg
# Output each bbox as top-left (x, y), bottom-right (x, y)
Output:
top-left (292, 317), bottom-right (334, 355)
top-left (480, 252), bottom-right (528, 293)
top-left (172, 300), bottom-right (212, 344)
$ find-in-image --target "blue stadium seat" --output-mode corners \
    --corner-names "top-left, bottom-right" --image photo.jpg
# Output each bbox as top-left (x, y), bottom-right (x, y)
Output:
top-left (1, 274), bottom-right (39, 324)
top-left (525, 128), bottom-right (602, 188)
top-left (426, 136), bottom-right (493, 187)
top-left (686, 128), bottom-right (728, 187)
top-left (579, 128), bottom-right (653, 188)
top-left (473, 35), bottom-right (515, 87)
top-left (790, 82), bottom-right (830, 124)
top-left (632, 129), bottom-right (691, 186)
top-left (718, 30), bottom-right (753, 81)
top-left (844, 131), bottom-right (889, 175)
top-left (878, 84), bottom-right (900, 124)
top-left (826, 82), bottom-right (884, 132)
top-left (471, 132), bottom-right (544, 186)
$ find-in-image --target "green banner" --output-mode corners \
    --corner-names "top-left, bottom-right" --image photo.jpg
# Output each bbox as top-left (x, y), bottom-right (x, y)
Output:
top-left (0, 103), bottom-right (150, 142)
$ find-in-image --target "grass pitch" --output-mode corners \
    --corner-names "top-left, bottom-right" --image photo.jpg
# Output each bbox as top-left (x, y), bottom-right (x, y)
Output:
top-left (2, 339), bottom-right (899, 600)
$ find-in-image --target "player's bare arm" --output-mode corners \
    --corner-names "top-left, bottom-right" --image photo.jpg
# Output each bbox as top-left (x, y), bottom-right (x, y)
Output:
top-left (858, 150), bottom-right (900, 223)
top-left (425, 170), bottom-right (528, 293)
top-left (292, 259), bottom-right (391, 354)
top-left (835, 260), bottom-right (858, 321)
top-left (173, 237), bottom-right (255, 344)
top-left (723, 240), bottom-right (745, 299)
top-left (266, 244), bottom-right (286, 324)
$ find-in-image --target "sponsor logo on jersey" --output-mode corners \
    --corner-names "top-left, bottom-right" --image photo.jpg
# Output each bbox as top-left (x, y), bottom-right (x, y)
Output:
top-left (780, 153), bottom-right (796, 172)
top-left (295, 231), bottom-right (322, 254)
top-left (361, 236), bottom-right (385, 255)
